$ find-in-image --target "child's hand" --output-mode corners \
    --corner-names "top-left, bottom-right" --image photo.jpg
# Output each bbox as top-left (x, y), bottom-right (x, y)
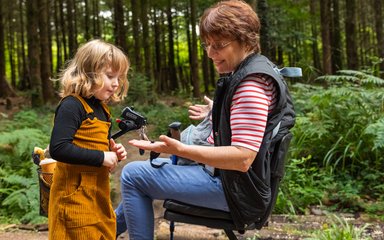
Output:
top-left (110, 138), bottom-right (127, 162)
top-left (103, 151), bottom-right (119, 171)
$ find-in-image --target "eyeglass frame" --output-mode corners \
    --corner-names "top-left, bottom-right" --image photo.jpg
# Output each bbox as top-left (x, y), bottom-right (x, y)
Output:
top-left (200, 40), bottom-right (233, 51)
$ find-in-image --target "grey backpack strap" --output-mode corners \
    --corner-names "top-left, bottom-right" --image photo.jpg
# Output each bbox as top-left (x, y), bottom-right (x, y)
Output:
top-left (278, 67), bottom-right (302, 78)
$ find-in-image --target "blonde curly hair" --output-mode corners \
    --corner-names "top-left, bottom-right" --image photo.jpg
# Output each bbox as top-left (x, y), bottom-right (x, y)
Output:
top-left (59, 39), bottom-right (129, 103)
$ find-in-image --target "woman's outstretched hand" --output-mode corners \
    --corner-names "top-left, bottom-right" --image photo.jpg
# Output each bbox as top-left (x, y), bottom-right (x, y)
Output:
top-left (188, 96), bottom-right (213, 120)
top-left (128, 135), bottom-right (182, 156)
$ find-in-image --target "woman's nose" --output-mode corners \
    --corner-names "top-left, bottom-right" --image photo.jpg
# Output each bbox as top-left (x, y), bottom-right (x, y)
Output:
top-left (206, 47), bottom-right (216, 58)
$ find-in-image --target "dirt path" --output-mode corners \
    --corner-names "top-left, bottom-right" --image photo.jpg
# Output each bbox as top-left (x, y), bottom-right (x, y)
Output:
top-left (1, 213), bottom-right (383, 240)
top-left (1, 132), bottom-right (383, 239)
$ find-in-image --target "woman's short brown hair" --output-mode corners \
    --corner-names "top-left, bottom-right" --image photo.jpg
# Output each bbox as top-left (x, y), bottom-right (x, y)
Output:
top-left (199, 0), bottom-right (261, 53)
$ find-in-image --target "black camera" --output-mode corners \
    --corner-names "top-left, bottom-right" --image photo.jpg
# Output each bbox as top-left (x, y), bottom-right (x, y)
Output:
top-left (111, 107), bottom-right (147, 139)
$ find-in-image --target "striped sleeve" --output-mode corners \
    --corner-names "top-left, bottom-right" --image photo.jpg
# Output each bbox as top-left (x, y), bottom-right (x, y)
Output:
top-left (230, 74), bottom-right (277, 152)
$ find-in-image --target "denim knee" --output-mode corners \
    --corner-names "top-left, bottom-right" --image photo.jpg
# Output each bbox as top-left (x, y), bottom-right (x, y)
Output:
top-left (120, 160), bottom-right (148, 187)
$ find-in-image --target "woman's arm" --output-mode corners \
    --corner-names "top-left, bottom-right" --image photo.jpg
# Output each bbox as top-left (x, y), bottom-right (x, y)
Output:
top-left (129, 136), bottom-right (255, 172)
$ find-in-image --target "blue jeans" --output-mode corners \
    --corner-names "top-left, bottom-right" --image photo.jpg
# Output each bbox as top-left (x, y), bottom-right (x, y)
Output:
top-left (115, 158), bottom-right (229, 239)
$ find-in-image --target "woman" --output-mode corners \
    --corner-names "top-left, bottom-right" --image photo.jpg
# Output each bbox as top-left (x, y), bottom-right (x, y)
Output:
top-left (116, 1), bottom-right (279, 238)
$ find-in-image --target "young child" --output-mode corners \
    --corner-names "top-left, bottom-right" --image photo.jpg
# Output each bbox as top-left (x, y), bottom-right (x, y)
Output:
top-left (48, 39), bottom-right (129, 239)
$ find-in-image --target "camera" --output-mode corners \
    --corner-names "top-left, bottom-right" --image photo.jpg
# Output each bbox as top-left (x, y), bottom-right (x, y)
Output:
top-left (111, 107), bottom-right (147, 139)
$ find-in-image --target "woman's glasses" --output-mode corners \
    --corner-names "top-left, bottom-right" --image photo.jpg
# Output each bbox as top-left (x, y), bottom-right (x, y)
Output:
top-left (201, 41), bottom-right (232, 51)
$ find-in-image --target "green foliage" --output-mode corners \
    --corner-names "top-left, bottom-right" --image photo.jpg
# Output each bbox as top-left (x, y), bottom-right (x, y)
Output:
top-left (280, 71), bottom-right (384, 215)
top-left (126, 72), bottom-right (157, 105)
top-left (291, 72), bottom-right (384, 175)
top-left (134, 101), bottom-right (192, 138)
top-left (307, 214), bottom-right (372, 240)
top-left (317, 70), bottom-right (384, 87)
top-left (0, 166), bottom-right (45, 224)
top-left (364, 118), bottom-right (384, 150)
top-left (276, 156), bottom-right (329, 214)
top-left (0, 108), bottom-right (52, 223)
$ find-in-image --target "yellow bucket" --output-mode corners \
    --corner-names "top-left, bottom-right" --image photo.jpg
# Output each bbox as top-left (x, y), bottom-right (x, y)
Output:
top-left (39, 158), bottom-right (56, 173)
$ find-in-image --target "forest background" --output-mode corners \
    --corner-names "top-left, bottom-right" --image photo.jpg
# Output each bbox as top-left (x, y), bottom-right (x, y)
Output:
top-left (0, 0), bottom-right (383, 238)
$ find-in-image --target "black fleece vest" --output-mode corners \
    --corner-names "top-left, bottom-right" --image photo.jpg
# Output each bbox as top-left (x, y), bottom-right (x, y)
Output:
top-left (212, 53), bottom-right (295, 229)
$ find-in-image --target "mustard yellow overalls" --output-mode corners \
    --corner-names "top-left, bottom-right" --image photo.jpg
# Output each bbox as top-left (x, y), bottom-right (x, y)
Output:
top-left (48, 95), bottom-right (116, 240)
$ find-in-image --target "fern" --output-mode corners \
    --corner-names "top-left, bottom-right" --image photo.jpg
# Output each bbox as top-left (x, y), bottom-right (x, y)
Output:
top-left (0, 128), bottom-right (49, 163)
top-left (316, 70), bottom-right (384, 88)
top-left (364, 118), bottom-right (384, 150)
top-left (0, 165), bottom-right (43, 224)
top-left (0, 107), bottom-right (52, 224)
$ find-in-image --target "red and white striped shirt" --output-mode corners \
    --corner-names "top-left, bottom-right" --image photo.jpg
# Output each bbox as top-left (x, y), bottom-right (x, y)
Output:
top-left (208, 74), bottom-right (277, 152)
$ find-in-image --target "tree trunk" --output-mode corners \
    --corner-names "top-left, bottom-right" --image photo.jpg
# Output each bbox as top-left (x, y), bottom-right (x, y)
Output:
top-left (67, 0), bottom-right (77, 57)
top-left (153, 7), bottom-right (162, 91)
top-left (189, 0), bottom-right (200, 98)
top-left (114, 0), bottom-right (127, 53)
top-left (309, 0), bottom-right (321, 75)
top-left (59, 0), bottom-right (68, 60)
top-left (84, 0), bottom-right (90, 41)
top-left (167, 0), bottom-right (178, 91)
top-left (257, 0), bottom-right (271, 59)
top-left (141, 0), bottom-right (152, 80)
top-left (18, 0), bottom-right (29, 90)
top-left (54, 0), bottom-right (62, 74)
top-left (131, 0), bottom-right (142, 72)
top-left (26, 0), bottom-right (43, 106)
top-left (201, 50), bottom-right (210, 95)
top-left (7, 1), bottom-right (16, 87)
top-left (92, 0), bottom-right (97, 37)
top-left (93, 0), bottom-right (101, 37)
top-left (39, 0), bottom-right (56, 103)
top-left (320, 0), bottom-right (332, 74)
top-left (373, 0), bottom-right (384, 78)
top-left (345, 0), bottom-right (358, 69)
top-left (330, 0), bottom-right (342, 73)
top-left (0, 1), bottom-right (16, 98)
top-left (160, 11), bottom-right (168, 92)
top-left (184, 6), bottom-right (192, 93)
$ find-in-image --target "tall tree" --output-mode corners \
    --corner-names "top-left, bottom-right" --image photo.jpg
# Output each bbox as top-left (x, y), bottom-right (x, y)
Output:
top-left (39, 0), bottom-right (55, 102)
top-left (184, 4), bottom-right (192, 93)
top-left (53, 0), bottom-right (62, 73)
top-left (320, 0), bottom-right (332, 74)
top-left (67, 0), bottom-right (77, 57)
top-left (59, 0), bottom-right (68, 60)
top-left (7, 1), bottom-right (16, 87)
top-left (373, 0), bottom-right (384, 77)
top-left (93, 0), bottom-right (101, 37)
top-left (0, 1), bottom-right (16, 98)
top-left (152, 6), bottom-right (162, 91)
top-left (201, 50), bottom-right (210, 95)
top-left (257, 0), bottom-right (271, 59)
top-left (309, 0), bottom-right (321, 73)
top-left (330, 0), bottom-right (342, 72)
top-left (190, 0), bottom-right (200, 98)
top-left (167, 0), bottom-right (178, 91)
top-left (18, 0), bottom-right (29, 90)
top-left (26, 0), bottom-right (43, 106)
top-left (84, 0), bottom-right (90, 41)
top-left (345, 0), bottom-right (358, 69)
top-left (113, 0), bottom-right (127, 53)
top-left (141, 0), bottom-right (152, 80)
top-left (131, 0), bottom-right (142, 72)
